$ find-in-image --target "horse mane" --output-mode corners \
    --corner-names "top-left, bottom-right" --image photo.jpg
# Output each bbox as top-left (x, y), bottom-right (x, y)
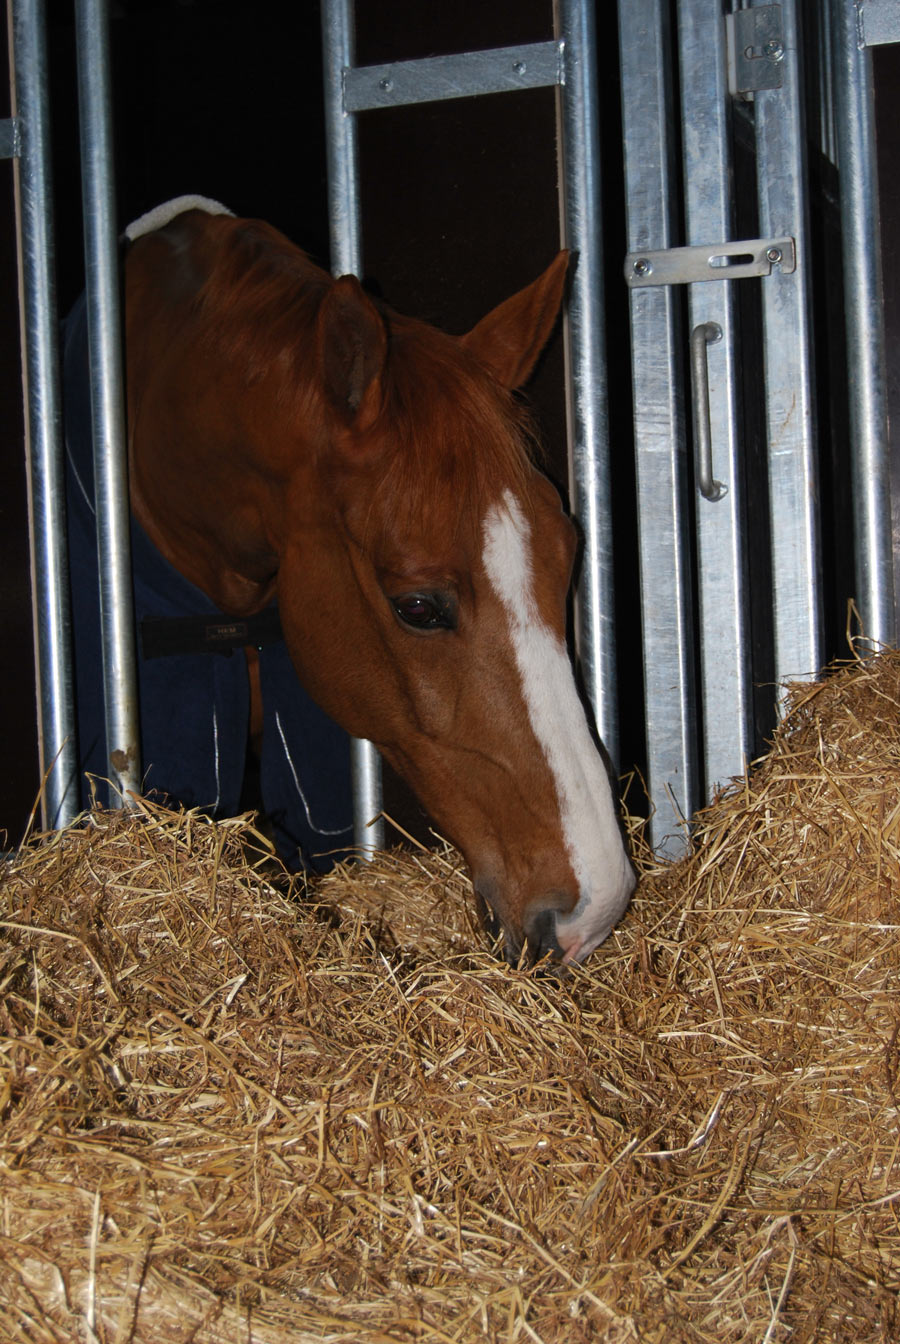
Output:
top-left (194, 217), bottom-right (331, 400)
top-left (193, 218), bottom-right (543, 541)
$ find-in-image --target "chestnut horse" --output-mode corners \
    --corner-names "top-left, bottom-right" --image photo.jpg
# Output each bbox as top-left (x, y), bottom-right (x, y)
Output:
top-left (121, 196), bottom-right (633, 964)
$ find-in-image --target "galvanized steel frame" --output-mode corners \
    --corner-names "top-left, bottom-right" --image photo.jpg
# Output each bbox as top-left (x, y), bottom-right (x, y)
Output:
top-left (320, 0), bottom-right (384, 854)
top-left (8, 0), bottom-right (140, 825)
top-left (754, 0), bottom-right (824, 688)
top-left (8, 0), bottom-right (897, 852)
top-left (74, 0), bottom-right (142, 805)
top-left (830, 0), bottom-right (896, 648)
top-left (677, 0), bottom-right (755, 800)
top-left (618, 0), bottom-right (894, 851)
top-left (618, 0), bottom-right (699, 854)
top-left (7, 0), bottom-right (78, 828)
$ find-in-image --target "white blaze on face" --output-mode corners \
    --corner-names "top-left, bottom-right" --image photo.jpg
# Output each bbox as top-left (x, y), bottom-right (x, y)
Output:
top-left (481, 490), bottom-right (634, 962)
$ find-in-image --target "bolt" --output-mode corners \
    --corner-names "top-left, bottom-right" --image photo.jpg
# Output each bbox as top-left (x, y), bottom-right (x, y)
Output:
top-left (763, 38), bottom-right (785, 61)
top-left (766, 246), bottom-right (783, 265)
top-left (632, 257), bottom-right (652, 278)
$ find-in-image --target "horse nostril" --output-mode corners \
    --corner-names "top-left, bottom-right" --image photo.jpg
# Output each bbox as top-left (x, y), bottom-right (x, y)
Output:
top-left (524, 907), bottom-right (564, 963)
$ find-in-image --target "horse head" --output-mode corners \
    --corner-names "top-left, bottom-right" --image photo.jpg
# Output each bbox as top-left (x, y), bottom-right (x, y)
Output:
top-left (125, 206), bottom-right (634, 964)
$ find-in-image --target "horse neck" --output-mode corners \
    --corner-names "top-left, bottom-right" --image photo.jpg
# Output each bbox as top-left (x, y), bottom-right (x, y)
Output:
top-left (128, 354), bottom-right (297, 617)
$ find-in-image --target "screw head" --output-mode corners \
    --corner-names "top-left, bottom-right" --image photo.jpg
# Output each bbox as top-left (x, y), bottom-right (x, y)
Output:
top-left (512, 59), bottom-right (527, 75)
top-left (632, 257), bottom-right (652, 278)
top-left (763, 38), bottom-right (785, 61)
top-left (766, 246), bottom-right (783, 265)
top-left (379, 77), bottom-right (393, 92)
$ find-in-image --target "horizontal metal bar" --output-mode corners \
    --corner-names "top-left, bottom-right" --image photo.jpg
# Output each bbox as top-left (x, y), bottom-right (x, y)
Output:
top-left (343, 40), bottom-right (564, 113)
top-left (625, 236), bottom-right (796, 287)
top-left (0, 116), bottom-right (21, 158)
top-left (859, 0), bottom-right (900, 46)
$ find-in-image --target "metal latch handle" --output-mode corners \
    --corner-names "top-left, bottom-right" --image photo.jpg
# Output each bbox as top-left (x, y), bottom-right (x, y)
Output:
top-left (691, 322), bottom-right (727, 502)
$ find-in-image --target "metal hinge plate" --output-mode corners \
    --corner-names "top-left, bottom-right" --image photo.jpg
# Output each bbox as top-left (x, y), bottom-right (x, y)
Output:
top-left (726, 5), bottom-right (785, 95)
top-left (624, 236), bottom-right (796, 288)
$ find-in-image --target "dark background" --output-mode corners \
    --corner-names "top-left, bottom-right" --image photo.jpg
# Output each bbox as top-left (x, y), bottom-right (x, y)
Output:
top-left (2, 2), bottom-right (899, 847)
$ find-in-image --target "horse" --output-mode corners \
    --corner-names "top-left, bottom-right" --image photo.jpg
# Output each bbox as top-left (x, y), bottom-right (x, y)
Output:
top-left (68, 195), bottom-right (634, 964)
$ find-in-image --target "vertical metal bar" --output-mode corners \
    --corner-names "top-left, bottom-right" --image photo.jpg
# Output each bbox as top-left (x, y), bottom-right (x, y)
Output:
top-left (556, 0), bottom-right (618, 764)
top-left (830, 0), bottom-right (896, 648)
top-left (678, 0), bottom-right (753, 792)
top-left (618, 0), bottom-right (698, 855)
top-left (754, 0), bottom-right (824, 688)
top-left (321, 0), bottom-right (361, 278)
top-left (9, 0), bottom-right (79, 828)
top-left (73, 0), bottom-right (141, 803)
top-left (321, 0), bottom-right (384, 852)
top-left (816, 0), bottom-right (837, 165)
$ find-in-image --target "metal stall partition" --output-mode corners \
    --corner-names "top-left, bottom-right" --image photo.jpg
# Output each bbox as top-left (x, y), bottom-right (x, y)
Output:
top-left (832, 0), bottom-right (896, 650)
top-left (620, 0), bottom-right (895, 854)
top-left (7, 0), bottom-right (140, 826)
top-left (6, 0), bottom-right (77, 829)
top-left (73, 0), bottom-right (141, 807)
top-left (321, 0), bottom-right (618, 856)
top-left (618, 1), bottom-right (700, 856)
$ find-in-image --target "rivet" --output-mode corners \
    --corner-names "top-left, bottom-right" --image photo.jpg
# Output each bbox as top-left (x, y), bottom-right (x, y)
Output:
top-left (512, 60), bottom-right (526, 75)
top-left (379, 77), bottom-right (393, 92)
top-left (632, 257), bottom-right (652, 278)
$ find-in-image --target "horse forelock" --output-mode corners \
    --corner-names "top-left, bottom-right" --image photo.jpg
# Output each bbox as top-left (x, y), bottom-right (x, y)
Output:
top-left (361, 319), bottom-right (542, 554)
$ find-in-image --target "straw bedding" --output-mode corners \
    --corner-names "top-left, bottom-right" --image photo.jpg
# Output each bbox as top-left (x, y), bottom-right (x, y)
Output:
top-left (1, 653), bottom-right (898, 1343)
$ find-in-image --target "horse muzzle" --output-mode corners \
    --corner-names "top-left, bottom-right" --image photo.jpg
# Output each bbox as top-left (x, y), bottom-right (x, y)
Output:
top-left (478, 860), bottom-right (634, 967)
top-left (475, 873), bottom-right (634, 967)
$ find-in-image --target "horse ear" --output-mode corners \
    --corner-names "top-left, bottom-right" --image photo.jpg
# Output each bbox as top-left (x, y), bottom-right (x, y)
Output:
top-left (459, 250), bottom-right (570, 390)
top-left (317, 274), bottom-right (387, 431)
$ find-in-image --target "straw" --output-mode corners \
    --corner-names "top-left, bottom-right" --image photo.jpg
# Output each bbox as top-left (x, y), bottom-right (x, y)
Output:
top-left (2, 652), bottom-right (898, 1341)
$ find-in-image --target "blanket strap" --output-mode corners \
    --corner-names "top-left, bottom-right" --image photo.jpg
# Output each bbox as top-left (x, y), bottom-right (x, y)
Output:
top-left (140, 606), bottom-right (283, 659)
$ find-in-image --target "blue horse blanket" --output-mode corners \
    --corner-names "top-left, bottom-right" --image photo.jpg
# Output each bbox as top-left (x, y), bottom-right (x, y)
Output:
top-left (64, 290), bottom-right (354, 872)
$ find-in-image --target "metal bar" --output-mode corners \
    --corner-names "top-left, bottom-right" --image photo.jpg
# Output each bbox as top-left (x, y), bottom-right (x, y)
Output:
top-left (754, 0), bottom-right (824, 686)
top-left (678, 0), bottom-right (754, 793)
top-left (73, 0), bottom-right (141, 803)
top-left (9, 0), bottom-right (79, 828)
top-left (344, 41), bottom-right (563, 112)
top-left (859, 0), bottom-right (900, 46)
top-left (557, 0), bottom-right (618, 763)
top-left (322, 0), bottom-right (361, 278)
top-left (830, 0), bottom-right (896, 648)
top-left (321, 0), bottom-right (384, 853)
top-left (618, 0), bottom-right (699, 856)
top-left (0, 114), bottom-right (20, 157)
top-left (816, 0), bottom-right (838, 164)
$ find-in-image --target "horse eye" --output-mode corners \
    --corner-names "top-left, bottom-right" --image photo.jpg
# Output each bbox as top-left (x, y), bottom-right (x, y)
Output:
top-left (391, 593), bottom-right (455, 631)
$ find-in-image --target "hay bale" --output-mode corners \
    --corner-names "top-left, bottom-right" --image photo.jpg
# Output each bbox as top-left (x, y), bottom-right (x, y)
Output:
top-left (1, 653), bottom-right (898, 1342)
